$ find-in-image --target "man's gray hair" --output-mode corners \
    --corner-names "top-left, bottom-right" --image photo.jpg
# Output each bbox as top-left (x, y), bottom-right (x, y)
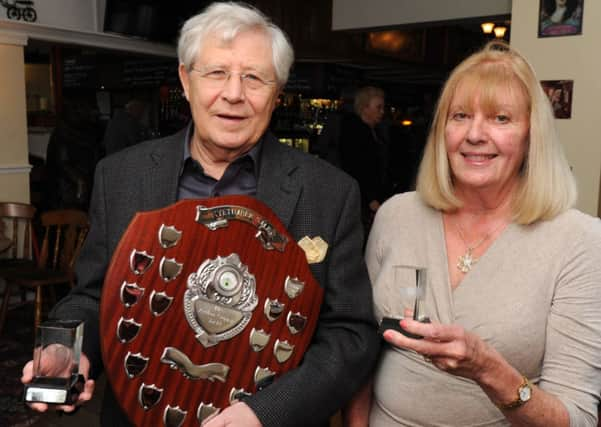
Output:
top-left (177, 2), bottom-right (294, 87)
top-left (353, 86), bottom-right (385, 115)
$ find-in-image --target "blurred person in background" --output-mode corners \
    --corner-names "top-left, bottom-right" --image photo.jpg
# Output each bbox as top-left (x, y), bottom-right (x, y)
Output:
top-left (44, 97), bottom-right (103, 211)
top-left (339, 86), bottom-right (393, 233)
top-left (102, 98), bottom-right (149, 156)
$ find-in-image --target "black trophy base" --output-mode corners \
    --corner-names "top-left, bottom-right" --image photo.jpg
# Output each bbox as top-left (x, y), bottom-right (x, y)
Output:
top-left (24, 374), bottom-right (84, 405)
top-left (379, 316), bottom-right (431, 340)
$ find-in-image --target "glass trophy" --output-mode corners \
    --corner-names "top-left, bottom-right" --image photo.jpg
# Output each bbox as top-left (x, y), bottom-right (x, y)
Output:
top-left (24, 320), bottom-right (85, 405)
top-left (379, 267), bottom-right (430, 339)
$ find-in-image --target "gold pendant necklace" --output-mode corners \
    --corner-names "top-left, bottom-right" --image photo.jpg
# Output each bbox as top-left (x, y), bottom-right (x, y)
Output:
top-left (457, 247), bottom-right (477, 273)
top-left (455, 220), bottom-right (507, 273)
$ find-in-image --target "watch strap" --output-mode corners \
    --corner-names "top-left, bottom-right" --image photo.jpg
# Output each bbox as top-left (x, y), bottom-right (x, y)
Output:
top-left (498, 375), bottom-right (532, 410)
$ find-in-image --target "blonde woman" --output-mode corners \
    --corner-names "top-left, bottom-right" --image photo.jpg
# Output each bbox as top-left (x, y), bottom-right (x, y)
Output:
top-left (346, 41), bottom-right (601, 426)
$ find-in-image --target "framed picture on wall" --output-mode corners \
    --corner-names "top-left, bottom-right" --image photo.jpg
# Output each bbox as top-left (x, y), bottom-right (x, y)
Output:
top-left (538, 0), bottom-right (584, 37)
top-left (541, 80), bottom-right (574, 119)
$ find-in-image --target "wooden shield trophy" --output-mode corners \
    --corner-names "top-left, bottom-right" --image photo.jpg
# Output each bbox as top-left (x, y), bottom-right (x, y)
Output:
top-left (100, 196), bottom-right (324, 427)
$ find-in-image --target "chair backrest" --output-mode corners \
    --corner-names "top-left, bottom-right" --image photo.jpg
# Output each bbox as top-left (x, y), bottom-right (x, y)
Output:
top-left (0, 202), bottom-right (36, 261)
top-left (38, 209), bottom-right (89, 272)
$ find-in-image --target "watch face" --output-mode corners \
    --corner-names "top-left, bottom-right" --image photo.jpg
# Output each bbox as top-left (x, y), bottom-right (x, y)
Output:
top-left (519, 384), bottom-right (532, 402)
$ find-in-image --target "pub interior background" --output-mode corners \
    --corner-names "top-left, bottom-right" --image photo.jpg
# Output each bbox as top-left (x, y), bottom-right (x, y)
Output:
top-left (22, 0), bottom-right (501, 213)
top-left (1, 0), bottom-right (601, 426)
top-left (3, 0), bottom-right (601, 216)
top-left (7, 0), bottom-right (601, 216)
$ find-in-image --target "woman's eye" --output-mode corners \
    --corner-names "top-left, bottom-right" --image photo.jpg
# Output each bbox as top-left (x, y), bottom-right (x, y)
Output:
top-left (452, 112), bottom-right (467, 120)
top-left (495, 114), bottom-right (509, 123)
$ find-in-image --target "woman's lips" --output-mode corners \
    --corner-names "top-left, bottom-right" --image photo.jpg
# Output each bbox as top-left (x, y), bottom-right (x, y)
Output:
top-left (462, 153), bottom-right (497, 161)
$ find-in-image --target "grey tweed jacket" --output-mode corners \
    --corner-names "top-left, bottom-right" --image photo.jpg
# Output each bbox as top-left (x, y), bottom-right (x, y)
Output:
top-left (51, 128), bottom-right (380, 427)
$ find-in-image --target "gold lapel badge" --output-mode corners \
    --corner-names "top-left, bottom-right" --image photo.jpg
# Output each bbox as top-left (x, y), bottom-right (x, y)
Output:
top-left (298, 236), bottom-right (328, 264)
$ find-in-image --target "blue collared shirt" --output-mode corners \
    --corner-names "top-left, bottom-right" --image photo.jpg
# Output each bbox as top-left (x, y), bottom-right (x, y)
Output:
top-left (177, 125), bottom-right (262, 200)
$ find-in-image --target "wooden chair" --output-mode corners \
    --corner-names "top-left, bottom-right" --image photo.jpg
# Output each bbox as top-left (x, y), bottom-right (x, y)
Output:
top-left (0, 202), bottom-right (38, 332)
top-left (0, 209), bottom-right (89, 335)
top-left (0, 202), bottom-right (37, 273)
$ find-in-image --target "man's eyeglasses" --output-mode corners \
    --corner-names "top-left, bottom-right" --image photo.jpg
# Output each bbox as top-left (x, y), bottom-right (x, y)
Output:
top-left (190, 66), bottom-right (276, 91)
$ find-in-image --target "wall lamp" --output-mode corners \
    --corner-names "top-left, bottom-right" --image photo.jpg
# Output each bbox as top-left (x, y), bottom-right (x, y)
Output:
top-left (493, 26), bottom-right (507, 38)
top-left (481, 22), bottom-right (508, 39)
top-left (480, 22), bottom-right (495, 34)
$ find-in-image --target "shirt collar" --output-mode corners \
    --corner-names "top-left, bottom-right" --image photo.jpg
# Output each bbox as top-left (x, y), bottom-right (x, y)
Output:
top-left (179, 122), bottom-right (263, 178)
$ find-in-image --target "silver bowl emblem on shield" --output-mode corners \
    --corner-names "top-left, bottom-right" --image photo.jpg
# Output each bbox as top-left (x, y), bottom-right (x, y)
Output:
top-left (184, 253), bottom-right (258, 347)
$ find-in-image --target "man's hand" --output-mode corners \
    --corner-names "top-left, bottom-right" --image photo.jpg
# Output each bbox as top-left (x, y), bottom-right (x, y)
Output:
top-left (202, 401), bottom-right (262, 427)
top-left (22, 349), bottom-right (95, 413)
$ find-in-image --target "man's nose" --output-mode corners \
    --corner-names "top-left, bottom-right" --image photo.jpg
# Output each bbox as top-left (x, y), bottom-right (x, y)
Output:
top-left (221, 73), bottom-right (245, 102)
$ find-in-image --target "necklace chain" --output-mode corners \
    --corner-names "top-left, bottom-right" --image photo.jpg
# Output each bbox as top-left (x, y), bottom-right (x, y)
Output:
top-left (455, 219), bottom-right (506, 273)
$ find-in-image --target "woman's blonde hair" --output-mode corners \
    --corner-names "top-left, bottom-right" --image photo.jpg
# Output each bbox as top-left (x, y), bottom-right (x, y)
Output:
top-left (416, 41), bottom-right (576, 224)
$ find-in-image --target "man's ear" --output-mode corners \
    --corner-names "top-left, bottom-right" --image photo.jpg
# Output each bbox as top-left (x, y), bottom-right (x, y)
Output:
top-left (178, 64), bottom-right (190, 101)
top-left (270, 89), bottom-right (282, 113)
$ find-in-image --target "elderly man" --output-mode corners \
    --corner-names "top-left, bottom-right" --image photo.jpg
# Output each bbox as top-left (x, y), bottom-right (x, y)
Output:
top-left (22, 2), bottom-right (378, 427)
top-left (339, 86), bottom-right (391, 232)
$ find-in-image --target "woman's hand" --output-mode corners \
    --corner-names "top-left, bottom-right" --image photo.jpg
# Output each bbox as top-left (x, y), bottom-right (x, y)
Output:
top-left (382, 318), bottom-right (492, 382)
top-left (382, 319), bottom-right (571, 426)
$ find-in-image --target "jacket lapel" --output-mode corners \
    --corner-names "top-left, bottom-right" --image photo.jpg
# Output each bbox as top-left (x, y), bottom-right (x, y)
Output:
top-left (143, 129), bottom-right (186, 211)
top-left (139, 129), bottom-right (301, 227)
top-left (257, 134), bottom-right (301, 228)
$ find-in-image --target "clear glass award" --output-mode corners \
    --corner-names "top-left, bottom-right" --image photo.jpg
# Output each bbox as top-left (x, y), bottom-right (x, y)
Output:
top-left (24, 320), bottom-right (85, 404)
top-left (379, 267), bottom-right (430, 339)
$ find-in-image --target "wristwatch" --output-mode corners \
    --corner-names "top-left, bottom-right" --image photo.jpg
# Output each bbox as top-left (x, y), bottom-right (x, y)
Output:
top-left (499, 376), bottom-right (532, 410)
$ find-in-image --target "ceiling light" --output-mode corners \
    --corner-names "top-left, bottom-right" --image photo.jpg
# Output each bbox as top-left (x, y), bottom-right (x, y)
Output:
top-left (481, 22), bottom-right (495, 34)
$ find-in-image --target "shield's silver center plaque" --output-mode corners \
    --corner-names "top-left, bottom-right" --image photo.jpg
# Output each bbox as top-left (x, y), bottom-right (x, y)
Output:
top-left (184, 253), bottom-right (258, 347)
